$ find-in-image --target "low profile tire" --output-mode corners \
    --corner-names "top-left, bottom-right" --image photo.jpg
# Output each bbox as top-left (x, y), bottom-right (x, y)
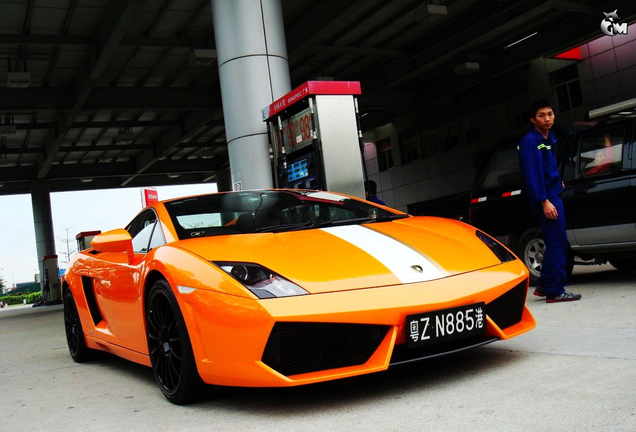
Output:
top-left (516, 227), bottom-right (544, 286)
top-left (609, 257), bottom-right (636, 271)
top-left (146, 279), bottom-right (204, 404)
top-left (63, 290), bottom-right (92, 363)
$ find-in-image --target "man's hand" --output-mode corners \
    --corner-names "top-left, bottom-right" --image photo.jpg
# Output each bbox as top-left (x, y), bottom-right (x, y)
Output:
top-left (542, 199), bottom-right (558, 219)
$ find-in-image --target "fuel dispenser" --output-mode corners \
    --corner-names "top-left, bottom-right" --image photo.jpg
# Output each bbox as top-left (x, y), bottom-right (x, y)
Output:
top-left (41, 254), bottom-right (61, 305)
top-left (262, 81), bottom-right (366, 198)
top-left (76, 230), bottom-right (102, 251)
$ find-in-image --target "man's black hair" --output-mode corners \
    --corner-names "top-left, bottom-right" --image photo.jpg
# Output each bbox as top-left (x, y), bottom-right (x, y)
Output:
top-left (529, 99), bottom-right (555, 118)
top-left (364, 180), bottom-right (378, 195)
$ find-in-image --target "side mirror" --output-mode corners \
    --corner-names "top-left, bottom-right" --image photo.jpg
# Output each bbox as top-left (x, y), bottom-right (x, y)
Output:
top-left (91, 229), bottom-right (134, 263)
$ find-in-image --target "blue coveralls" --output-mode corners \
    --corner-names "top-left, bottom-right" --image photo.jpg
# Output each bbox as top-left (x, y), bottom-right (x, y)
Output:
top-left (517, 129), bottom-right (567, 298)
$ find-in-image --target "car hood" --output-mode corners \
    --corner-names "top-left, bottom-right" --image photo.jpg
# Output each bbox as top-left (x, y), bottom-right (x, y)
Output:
top-left (174, 217), bottom-right (504, 294)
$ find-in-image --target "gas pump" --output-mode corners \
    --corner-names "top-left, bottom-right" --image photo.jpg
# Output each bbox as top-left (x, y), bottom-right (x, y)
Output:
top-left (76, 230), bottom-right (102, 251)
top-left (41, 254), bottom-right (61, 305)
top-left (262, 81), bottom-right (367, 198)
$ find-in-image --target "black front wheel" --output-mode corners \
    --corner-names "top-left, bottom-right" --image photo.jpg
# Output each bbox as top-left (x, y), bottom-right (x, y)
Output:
top-left (63, 290), bottom-right (92, 363)
top-left (146, 279), bottom-right (204, 404)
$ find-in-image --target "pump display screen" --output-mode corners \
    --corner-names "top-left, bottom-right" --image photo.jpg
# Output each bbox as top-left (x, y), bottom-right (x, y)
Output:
top-left (287, 159), bottom-right (309, 182)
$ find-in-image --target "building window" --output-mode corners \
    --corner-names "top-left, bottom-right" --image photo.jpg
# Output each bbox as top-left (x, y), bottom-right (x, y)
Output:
top-left (400, 138), bottom-right (421, 165)
top-left (465, 117), bottom-right (482, 145)
top-left (421, 132), bottom-right (439, 158)
top-left (377, 139), bottom-right (394, 171)
top-left (550, 64), bottom-right (583, 112)
top-left (441, 125), bottom-right (460, 152)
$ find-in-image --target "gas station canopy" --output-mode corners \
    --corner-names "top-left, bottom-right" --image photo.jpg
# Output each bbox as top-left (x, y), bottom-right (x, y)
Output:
top-left (0, 0), bottom-right (633, 195)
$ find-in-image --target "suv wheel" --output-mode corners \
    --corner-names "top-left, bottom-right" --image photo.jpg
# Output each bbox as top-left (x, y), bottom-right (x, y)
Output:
top-left (515, 227), bottom-right (574, 286)
top-left (516, 228), bottom-right (544, 286)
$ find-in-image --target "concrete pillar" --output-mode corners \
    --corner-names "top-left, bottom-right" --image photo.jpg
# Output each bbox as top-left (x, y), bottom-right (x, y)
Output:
top-left (211, 0), bottom-right (291, 190)
top-left (30, 180), bottom-right (61, 304)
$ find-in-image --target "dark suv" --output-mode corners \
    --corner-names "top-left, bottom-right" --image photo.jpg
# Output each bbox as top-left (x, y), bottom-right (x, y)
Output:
top-left (469, 99), bottom-right (636, 285)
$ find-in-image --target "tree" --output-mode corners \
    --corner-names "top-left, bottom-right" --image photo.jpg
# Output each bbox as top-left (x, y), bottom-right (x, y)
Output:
top-left (58, 226), bottom-right (77, 267)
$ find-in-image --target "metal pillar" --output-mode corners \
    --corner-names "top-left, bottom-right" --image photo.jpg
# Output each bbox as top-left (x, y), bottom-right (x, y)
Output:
top-left (211, 0), bottom-right (291, 190)
top-left (30, 180), bottom-right (61, 304)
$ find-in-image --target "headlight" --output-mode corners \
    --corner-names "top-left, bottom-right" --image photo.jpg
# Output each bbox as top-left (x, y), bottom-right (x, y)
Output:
top-left (475, 230), bottom-right (516, 263)
top-left (214, 262), bottom-right (309, 299)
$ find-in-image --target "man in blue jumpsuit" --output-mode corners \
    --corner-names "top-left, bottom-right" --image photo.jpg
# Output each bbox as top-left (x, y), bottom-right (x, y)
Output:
top-left (518, 100), bottom-right (581, 303)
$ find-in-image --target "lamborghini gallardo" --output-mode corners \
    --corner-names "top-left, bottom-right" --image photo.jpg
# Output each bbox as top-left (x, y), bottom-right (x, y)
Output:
top-left (62, 189), bottom-right (535, 404)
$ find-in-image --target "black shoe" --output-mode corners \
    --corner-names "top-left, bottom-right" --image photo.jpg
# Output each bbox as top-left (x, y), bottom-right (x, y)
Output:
top-left (546, 291), bottom-right (582, 303)
top-left (533, 285), bottom-right (545, 297)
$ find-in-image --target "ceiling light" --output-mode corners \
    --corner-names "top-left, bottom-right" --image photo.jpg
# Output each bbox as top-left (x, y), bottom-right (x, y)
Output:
top-left (454, 62), bottom-right (480, 75)
top-left (115, 134), bottom-right (135, 145)
top-left (414, 4), bottom-right (447, 21)
top-left (167, 173), bottom-right (180, 179)
top-left (115, 126), bottom-right (135, 145)
top-left (188, 49), bottom-right (217, 66)
top-left (80, 178), bottom-right (94, 183)
top-left (7, 72), bottom-right (31, 88)
top-left (0, 125), bottom-right (17, 136)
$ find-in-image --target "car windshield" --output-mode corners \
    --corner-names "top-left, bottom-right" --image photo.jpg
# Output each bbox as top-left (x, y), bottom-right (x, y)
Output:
top-left (164, 190), bottom-right (406, 239)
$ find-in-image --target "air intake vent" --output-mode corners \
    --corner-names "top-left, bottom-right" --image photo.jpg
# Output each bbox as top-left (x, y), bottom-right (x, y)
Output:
top-left (486, 282), bottom-right (526, 330)
top-left (262, 322), bottom-right (389, 376)
top-left (81, 276), bottom-right (103, 326)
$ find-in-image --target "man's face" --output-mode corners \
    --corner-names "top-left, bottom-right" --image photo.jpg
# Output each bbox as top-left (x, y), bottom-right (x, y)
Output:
top-left (531, 107), bottom-right (555, 133)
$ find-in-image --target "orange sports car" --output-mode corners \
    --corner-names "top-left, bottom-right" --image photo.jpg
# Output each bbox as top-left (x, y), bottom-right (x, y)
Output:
top-left (62, 189), bottom-right (535, 404)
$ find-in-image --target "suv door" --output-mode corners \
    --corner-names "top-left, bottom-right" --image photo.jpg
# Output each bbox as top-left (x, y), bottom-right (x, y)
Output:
top-left (562, 123), bottom-right (636, 246)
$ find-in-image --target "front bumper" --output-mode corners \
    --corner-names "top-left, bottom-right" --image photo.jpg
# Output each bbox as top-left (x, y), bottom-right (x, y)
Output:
top-left (177, 260), bottom-right (535, 387)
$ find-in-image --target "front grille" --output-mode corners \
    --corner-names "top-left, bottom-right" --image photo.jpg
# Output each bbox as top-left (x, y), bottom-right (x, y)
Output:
top-left (486, 281), bottom-right (526, 330)
top-left (262, 322), bottom-right (389, 377)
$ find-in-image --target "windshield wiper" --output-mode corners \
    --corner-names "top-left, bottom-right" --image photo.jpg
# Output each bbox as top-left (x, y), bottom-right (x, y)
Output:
top-left (373, 214), bottom-right (410, 222)
top-left (256, 222), bottom-right (315, 233)
top-left (329, 214), bottom-right (409, 226)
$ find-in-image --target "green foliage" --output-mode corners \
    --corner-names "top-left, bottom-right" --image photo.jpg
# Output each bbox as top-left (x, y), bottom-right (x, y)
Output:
top-left (0, 292), bottom-right (42, 306)
top-left (7, 282), bottom-right (39, 295)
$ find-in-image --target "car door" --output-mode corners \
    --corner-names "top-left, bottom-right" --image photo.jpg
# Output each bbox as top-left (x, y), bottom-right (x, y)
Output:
top-left (563, 123), bottom-right (636, 246)
top-left (91, 210), bottom-right (163, 353)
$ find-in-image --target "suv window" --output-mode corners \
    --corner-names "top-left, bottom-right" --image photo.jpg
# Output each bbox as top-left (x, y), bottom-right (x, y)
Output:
top-left (578, 127), bottom-right (624, 178)
top-left (481, 145), bottom-right (521, 189)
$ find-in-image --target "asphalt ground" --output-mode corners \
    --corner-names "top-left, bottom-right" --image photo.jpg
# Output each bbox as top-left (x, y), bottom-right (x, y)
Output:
top-left (1, 263), bottom-right (635, 432)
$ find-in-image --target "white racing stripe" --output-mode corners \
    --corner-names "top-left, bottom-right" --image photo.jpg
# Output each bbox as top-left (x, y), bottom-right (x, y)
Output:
top-left (320, 225), bottom-right (445, 283)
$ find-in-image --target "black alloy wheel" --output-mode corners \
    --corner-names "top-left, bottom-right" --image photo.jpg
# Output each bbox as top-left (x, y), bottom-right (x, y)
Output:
top-left (63, 290), bottom-right (92, 362)
top-left (146, 279), bottom-right (203, 404)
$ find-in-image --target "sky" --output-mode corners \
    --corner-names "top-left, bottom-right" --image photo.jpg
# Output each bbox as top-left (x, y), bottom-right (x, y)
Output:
top-left (0, 183), bottom-right (217, 286)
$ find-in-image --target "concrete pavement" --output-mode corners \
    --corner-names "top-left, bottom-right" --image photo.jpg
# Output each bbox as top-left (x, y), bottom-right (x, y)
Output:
top-left (1, 263), bottom-right (634, 432)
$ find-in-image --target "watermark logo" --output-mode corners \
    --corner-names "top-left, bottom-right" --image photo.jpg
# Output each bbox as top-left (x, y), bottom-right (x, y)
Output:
top-left (600, 10), bottom-right (627, 36)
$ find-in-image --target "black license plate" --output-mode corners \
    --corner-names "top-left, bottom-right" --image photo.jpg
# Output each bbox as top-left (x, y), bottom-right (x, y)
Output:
top-left (406, 303), bottom-right (486, 349)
